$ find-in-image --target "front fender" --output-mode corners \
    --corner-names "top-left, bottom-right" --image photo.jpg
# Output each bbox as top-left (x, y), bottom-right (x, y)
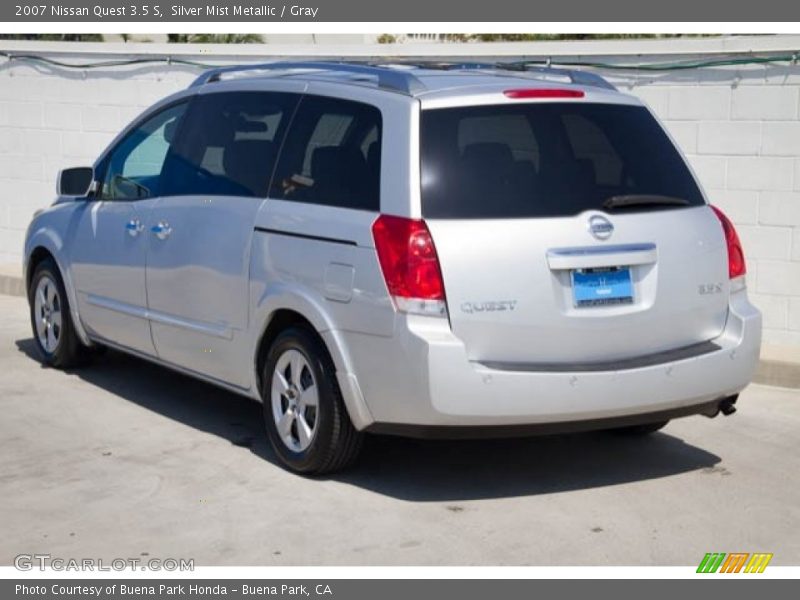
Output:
top-left (24, 216), bottom-right (92, 347)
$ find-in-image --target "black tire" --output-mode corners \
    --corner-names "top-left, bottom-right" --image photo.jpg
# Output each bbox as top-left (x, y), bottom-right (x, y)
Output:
top-left (28, 258), bottom-right (90, 368)
top-left (261, 326), bottom-right (363, 474)
top-left (612, 420), bottom-right (669, 435)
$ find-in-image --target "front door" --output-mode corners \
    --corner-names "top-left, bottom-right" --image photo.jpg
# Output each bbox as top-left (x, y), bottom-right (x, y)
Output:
top-left (69, 102), bottom-right (188, 355)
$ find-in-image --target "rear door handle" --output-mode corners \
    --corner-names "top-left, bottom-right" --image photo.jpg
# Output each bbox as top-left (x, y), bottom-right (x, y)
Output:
top-left (151, 221), bottom-right (172, 240)
top-left (125, 219), bottom-right (144, 237)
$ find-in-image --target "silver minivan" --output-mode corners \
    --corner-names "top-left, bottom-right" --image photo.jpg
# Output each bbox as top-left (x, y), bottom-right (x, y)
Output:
top-left (24, 62), bottom-right (762, 473)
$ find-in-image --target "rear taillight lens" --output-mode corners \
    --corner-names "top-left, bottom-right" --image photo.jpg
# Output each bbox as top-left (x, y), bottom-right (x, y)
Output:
top-left (711, 205), bottom-right (746, 280)
top-left (371, 215), bottom-right (447, 316)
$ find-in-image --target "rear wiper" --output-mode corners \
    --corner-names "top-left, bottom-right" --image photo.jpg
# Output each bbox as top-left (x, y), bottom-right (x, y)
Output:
top-left (602, 194), bottom-right (690, 210)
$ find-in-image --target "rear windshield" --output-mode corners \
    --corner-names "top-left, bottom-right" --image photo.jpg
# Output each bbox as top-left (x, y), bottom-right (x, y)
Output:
top-left (420, 103), bottom-right (705, 219)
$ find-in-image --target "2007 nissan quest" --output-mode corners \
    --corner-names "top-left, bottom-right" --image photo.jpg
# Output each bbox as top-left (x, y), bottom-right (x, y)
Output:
top-left (24, 62), bottom-right (762, 473)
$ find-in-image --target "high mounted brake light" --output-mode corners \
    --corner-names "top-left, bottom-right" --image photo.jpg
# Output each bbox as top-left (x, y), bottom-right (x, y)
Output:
top-left (503, 89), bottom-right (585, 99)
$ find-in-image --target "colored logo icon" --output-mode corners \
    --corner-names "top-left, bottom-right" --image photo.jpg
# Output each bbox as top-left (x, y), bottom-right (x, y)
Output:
top-left (696, 552), bottom-right (773, 573)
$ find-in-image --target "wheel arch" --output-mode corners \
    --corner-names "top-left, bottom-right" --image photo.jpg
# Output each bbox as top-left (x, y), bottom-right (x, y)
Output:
top-left (251, 287), bottom-right (374, 430)
top-left (24, 231), bottom-right (92, 346)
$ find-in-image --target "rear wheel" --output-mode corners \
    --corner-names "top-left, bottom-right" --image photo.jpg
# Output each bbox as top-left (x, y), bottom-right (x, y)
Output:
top-left (612, 420), bottom-right (669, 435)
top-left (28, 258), bottom-right (89, 368)
top-left (261, 326), bottom-right (363, 474)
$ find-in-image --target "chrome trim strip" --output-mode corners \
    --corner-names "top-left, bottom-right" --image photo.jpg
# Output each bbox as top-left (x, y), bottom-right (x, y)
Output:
top-left (255, 226), bottom-right (358, 247)
top-left (547, 243), bottom-right (657, 270)
top-left (85, 294), bottom-right (147, 319)
top-left (548, 243), bottom-right (657, 257)
top-left (86, 294), bottom-right (232, 340)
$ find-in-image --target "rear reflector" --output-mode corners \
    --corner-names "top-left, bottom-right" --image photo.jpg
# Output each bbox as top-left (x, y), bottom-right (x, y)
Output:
top-left (372, 215), bottom-right (447, 317)
top-left (504, 88), bottom-right (585, 99)
top-left (711, 205), bottom-right (746, 279)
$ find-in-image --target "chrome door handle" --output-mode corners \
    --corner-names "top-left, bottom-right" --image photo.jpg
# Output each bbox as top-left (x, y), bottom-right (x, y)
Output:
top-left (125, 219), bottom-right (144, 237)
top-left (151, 221), bottom-right (172, 240)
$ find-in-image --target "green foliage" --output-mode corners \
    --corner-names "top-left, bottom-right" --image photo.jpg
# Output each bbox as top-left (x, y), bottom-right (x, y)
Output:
top-left (471, 34), bottom-right (716, 42)
top-left (374, 33), bottom-right (717, 44)
top-left (0, 34), bottom-right (103, 41)
top-left (166, 34), bottom-right (264, 44)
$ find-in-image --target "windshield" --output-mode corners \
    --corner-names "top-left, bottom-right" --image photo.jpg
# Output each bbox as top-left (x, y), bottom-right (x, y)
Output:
top-left (420, 102), bottom-right (705, 219)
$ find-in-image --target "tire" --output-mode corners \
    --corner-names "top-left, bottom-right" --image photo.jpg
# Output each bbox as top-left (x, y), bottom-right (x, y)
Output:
top-left (261, 326), bottom-right (363, 474)
top-left (612, 420), bottom-right (669, 435)
top-left (28, 258), bottom-right (90, 368)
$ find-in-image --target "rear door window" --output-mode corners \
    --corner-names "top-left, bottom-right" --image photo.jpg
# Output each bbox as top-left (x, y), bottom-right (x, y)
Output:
top-left (161, 91), bottom-right (300, 198)
top-left (420, 103), bottom-right (704, 219)
top-left (271, 95), bottom-right (382, 211)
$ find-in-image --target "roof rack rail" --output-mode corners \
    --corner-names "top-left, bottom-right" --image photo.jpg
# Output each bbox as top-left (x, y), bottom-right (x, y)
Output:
top-left (371, 60), bottom-right (497, 71)
top-left (371, 61), bottom-right (616, 91)
top-left (498, 62), bottom-right (617, 91)
top-left (189, 61), bottom-right (427, 95)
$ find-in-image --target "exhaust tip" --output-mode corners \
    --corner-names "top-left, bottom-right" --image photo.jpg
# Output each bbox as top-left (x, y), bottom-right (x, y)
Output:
top-left (702, 394), bottom-right (739, 418)
top-left (719, 395), bottom-right (738, 416)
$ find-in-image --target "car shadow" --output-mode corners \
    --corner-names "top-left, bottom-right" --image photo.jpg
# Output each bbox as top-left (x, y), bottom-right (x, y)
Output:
top-left (16, 337), bottom-right (721, 502)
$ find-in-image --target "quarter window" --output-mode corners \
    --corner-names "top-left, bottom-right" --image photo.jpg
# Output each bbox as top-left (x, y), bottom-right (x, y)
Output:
top-left (271, 96), bottom-right (382, 211)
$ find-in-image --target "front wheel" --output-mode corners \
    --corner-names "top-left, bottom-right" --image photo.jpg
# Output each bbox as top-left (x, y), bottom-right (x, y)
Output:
top-left (261, 327), bottom-right (363, 474)
top-left (28, 258), bottom-right (90, 368)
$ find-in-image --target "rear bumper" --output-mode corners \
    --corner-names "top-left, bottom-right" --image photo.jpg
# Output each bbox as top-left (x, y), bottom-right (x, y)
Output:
top-left (365, 396), bottom-right (738, 438)
top-left (341, 288), bottom-right (762, 431)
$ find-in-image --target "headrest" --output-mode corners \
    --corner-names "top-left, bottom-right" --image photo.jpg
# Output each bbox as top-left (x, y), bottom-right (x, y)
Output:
top-left (222, 140), bottom-right (277, 195)
top-left (311, 146), bottom-right (366, 182)
top-left (164, 119), bottom-right (179, 143)
top-left (366, 141), bottom-right (381, 169)
top-left (235, 116), bottom-right (268, 134)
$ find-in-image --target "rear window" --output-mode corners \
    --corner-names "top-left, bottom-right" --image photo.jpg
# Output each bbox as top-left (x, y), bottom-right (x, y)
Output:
top-left (420, 103), bottom-right (704, 219)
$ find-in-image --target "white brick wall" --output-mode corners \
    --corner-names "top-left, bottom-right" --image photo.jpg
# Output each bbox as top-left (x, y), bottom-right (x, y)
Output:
top-left (603, 57), bottom-right (800, 346)
top-left (2, 37), bottom-right (800, 346)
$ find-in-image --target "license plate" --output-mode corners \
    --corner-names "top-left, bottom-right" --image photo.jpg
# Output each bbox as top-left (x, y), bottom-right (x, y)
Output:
top-left (572, 267), bottom-right (633, 307)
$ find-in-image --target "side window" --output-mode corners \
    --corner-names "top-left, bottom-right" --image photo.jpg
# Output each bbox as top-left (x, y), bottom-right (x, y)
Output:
top-left (160, 91), bottom-right (300, 198)
top-left (271, 95), bottom-right (382, 211)
top-left (99, 102), bottom-right (187, 201)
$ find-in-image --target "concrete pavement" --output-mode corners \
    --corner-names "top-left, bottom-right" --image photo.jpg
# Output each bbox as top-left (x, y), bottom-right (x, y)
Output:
top-left (0, 293), bottom-right (798, 566)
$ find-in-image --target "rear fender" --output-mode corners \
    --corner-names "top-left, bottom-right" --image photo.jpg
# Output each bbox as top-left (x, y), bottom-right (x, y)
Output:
top-left (251, 282), bottom-right (374, 429)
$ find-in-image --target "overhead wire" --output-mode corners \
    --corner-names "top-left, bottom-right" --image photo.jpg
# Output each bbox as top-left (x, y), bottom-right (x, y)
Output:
top-left (1, 50), bottom-right (798, 73)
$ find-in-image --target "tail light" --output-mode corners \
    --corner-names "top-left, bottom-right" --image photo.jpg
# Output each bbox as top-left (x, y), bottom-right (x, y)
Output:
top-left (711, 205), bottom-right (746, 280)
top-left (371, 215), bottom-right (447, 317)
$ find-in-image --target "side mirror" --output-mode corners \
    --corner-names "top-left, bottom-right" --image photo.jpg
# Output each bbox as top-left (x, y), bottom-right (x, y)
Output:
top-left (57, 167), bottom-right (95, 198)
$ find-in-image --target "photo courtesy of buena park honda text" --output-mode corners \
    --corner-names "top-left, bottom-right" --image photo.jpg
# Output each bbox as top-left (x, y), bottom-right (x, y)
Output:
top-left (0, 0), bottom-right (798, 597)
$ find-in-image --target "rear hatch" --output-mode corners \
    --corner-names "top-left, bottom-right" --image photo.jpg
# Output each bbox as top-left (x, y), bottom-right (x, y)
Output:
top-left (420, 99), bottom-right (729, 366)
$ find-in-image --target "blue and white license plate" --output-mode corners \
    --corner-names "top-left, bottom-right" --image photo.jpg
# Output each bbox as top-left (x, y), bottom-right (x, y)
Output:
top-left (572, 267), bottom-right (633, 307)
